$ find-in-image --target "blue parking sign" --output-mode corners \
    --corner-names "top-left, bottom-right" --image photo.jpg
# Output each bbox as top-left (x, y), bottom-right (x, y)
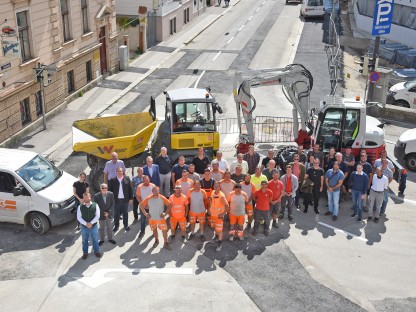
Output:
top-left (372, 0), bottom-right (394, 36)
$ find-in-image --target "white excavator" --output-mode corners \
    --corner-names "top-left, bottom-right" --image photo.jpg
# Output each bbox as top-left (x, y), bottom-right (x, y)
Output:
top-left (233, 64), bottom-right (386, 161)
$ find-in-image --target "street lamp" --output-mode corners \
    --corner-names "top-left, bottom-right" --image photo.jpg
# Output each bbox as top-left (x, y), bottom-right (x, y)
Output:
top-left (34, 63), bottom-right (52, 130)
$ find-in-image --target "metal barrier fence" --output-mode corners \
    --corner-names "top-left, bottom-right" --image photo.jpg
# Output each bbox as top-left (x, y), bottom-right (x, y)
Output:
top-left (217, 116), bottom-right (297, 143)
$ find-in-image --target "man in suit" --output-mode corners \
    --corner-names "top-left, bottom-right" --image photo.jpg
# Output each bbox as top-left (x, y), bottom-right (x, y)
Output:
top-left (94, 183), bottom-right (116, 245)
top-left (143, 156), bottom-right (161, 187)
top-left (108, 167), bottom-right (133, 231)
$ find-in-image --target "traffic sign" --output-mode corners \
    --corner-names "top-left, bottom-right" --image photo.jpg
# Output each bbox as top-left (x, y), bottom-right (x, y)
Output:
top-left (369, 71), bottom-right (380, 83)
top-left (372, 0), bottom-right (394, 36)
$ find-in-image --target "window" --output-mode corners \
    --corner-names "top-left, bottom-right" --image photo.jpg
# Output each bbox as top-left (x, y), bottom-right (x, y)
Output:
top-left (316, 109), bottom-right (343, 151)
top-left (307, 0), bottom-right (324, 6)
top-left (172, 102), bottom-right (215, 132)
top-left (61, 0), bottom-right (71, 41)
top-left (35, 91), bottom-right (43, 117)
top-left (344, 109), bottom-right (360, 145)
top-left (86, 60), bottom-right (92, 82)
top-left (81, 0), bottom-right (89, 34)
top-left (170, 17), bottom-right (176, 35)
top-left (20, 98), bottom-right (31, 126)
top-left (184, 8), bottom-right (189, 24)
top-left (0, 172), bottom-right (17, 193)
top-left (16, 11), bottom-right (32, 62)
top-left (67, 70), bottom-right (75, 94)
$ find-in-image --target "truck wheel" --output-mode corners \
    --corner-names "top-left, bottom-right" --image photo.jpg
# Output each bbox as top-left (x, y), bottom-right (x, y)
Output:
top-left (405, 154), bottom-right (416, 172)
top-left (29, 212), bottom-right (50, 234)
top-left (87, 154), bottom-right (99, 168)
top-left (90, 169), bottom-right (104, 193)
top-left (393, 100), bottom-right (410, 108)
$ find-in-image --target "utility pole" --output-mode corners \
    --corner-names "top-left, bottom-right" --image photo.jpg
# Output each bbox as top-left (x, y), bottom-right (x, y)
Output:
top-left (366, 36), bottom-right (380, 103)
top-left (35, 63), bottom-right (48, 130)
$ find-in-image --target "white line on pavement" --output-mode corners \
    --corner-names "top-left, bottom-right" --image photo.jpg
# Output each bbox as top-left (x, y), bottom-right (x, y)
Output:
top-left (317, 222), bottom-right (367, 242)
top-left (262, 0), bottom-right (266, 4)
top-left (289, 19), bottom-right (305, 64)
top-left (248, 15), bottom-right (253, 21)
top-left (194, 70), bottom-right (206, 88)
top-left (227, 36), bottom-right (235, 44)
top-left (78, 268), bottom-right (194, 288)
top-left (213, 51), bottom-right (222, 61)
top-left (256, 7), bottom-right (260, 12)
top-left (238, 24), bottom-right (245, 31)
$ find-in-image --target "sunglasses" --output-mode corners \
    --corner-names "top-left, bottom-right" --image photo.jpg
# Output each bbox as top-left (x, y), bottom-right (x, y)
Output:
top-left (101, 187), bottom-right (107, 189)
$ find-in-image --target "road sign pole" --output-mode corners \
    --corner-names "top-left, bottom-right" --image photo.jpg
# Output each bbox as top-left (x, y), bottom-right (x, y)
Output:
top-left (367, 36), bottom-right (380, 103)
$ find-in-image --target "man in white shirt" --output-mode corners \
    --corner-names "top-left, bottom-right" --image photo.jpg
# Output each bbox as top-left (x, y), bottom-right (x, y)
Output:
top-left (212, 151), bottom-right (229, 172)
top-left (367, 167), bottom-right (389, 223)
top-left (230, 153), bottom-right (249, 174)
top-left (77, 193), bottom-right (101, 259)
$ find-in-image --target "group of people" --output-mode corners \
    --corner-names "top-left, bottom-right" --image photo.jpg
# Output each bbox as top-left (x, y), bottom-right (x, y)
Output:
top-left (217, 0), bottom-right (230, 8)
top-left (73, 144), bottom-right (394, 258)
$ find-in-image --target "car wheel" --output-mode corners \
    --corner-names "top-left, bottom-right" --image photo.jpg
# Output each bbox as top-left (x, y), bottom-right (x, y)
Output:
top-left (405, 154), bottom-right (416, 172)
top-left (393, 100), bottom-right (410, 108)
top-left (29, 212), bottom-right (50, 234)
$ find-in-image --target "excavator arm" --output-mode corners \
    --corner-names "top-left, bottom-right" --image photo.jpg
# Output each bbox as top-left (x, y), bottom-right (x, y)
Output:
top-left (233, 64), bottom-right (314, 145)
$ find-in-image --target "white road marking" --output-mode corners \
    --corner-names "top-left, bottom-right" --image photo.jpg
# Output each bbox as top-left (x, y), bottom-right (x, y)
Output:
top-left (213, 51), bottom-right (222, 61)
top-left (238, 24), bottom-right (245, 32)
top-left (227, 36), bottom-right (235, 44)
top-left (248, 15), bottom-right (253, 21)
top-left (194, 70), bottom-right (206, 88)
top-left (289, 19), bottom-right (305, 64)
top-left (262, 0), bottom-right (266, 4)
top-left (78, 267), bottom-right (194, 288)
top-left (317, 222), bottom-right (367, 242)
top-left (256, 7), bottom-right (260, 12)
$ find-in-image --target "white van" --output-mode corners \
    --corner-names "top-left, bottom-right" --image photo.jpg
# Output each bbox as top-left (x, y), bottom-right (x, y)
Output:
top-left (386, 80), bottom-right (416, 108)
top-left (0, 148), bottom-right (77, 234)
top-left (300, 0), bottom-right (325, 18)
top-left (394, 128), bottom-right (416, 172)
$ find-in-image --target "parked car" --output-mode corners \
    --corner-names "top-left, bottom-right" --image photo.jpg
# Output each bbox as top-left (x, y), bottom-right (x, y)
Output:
top-left (394, 128), bottom-right (416, 172)
top-left (386, 80), bottom-right (416, 108)
top-left (0, 148), bottom-right (77, 234)
top-left (300, 0), bottom-right (325, 18)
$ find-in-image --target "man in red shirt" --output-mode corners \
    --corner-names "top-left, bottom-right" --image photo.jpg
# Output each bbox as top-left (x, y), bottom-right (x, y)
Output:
top-left (252, 180), bottom-right (273, 236)
top-left (267, 170), bottom-right (284, 228)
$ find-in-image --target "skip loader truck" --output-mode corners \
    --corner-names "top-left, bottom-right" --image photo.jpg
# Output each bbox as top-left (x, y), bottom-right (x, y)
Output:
top-left (72, 88), bottom-right (223, 191)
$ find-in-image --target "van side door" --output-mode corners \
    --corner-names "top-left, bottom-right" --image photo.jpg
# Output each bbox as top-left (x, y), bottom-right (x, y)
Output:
top-left (0, 171), bottom-right (30, 224)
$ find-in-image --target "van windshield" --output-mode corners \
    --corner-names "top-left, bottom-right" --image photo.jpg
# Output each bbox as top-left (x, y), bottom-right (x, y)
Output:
top-left (308, 0), bottom-right (324, 6)
top-left (16, 155), bottom-right (62, 192)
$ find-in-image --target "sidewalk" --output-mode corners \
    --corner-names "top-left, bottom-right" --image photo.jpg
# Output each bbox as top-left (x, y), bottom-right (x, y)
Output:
top-left (2, 4), bottom-right (233, 165)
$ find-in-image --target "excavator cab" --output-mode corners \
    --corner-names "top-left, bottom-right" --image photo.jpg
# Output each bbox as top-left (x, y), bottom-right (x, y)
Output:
top-left (314, 97), bottom-right (364, 154)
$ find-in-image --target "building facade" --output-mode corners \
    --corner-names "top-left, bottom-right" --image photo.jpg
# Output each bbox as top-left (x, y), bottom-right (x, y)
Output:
top-left (115, 0), bottom-right (206, 51)
top-left (0, 0), bottom-right (118, 145)
top-left (353, 0), bottom-right (416, 48)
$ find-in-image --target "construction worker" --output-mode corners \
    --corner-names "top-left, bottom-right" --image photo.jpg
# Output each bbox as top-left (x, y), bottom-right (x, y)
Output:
top-left (136, 175), bottom-right (155, 238)
top-left (175, 170), bottom-right (194, 196)
top-left (252, 180), bottom-right (273, 236)
top-left (240, 174), bottom-right (256, 230)
top-left (140, 186), bottom-right (171, 249)
top-left (187, 181), bottom-right (208, 241)
top-left (219, 170), bottom-right (236, 198)
top-left (201, 168), bottom-right (215, 226)
top-left (251, 166), bottom-right (268, 190)
top-left (210, 181), bottom-right (229, 251)
top-left (210, 160), bottom-right (224, 182)
top-left (167, 185), bottom-right (189, 241)
top-left (227, 184), bottom-right (248, 241)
